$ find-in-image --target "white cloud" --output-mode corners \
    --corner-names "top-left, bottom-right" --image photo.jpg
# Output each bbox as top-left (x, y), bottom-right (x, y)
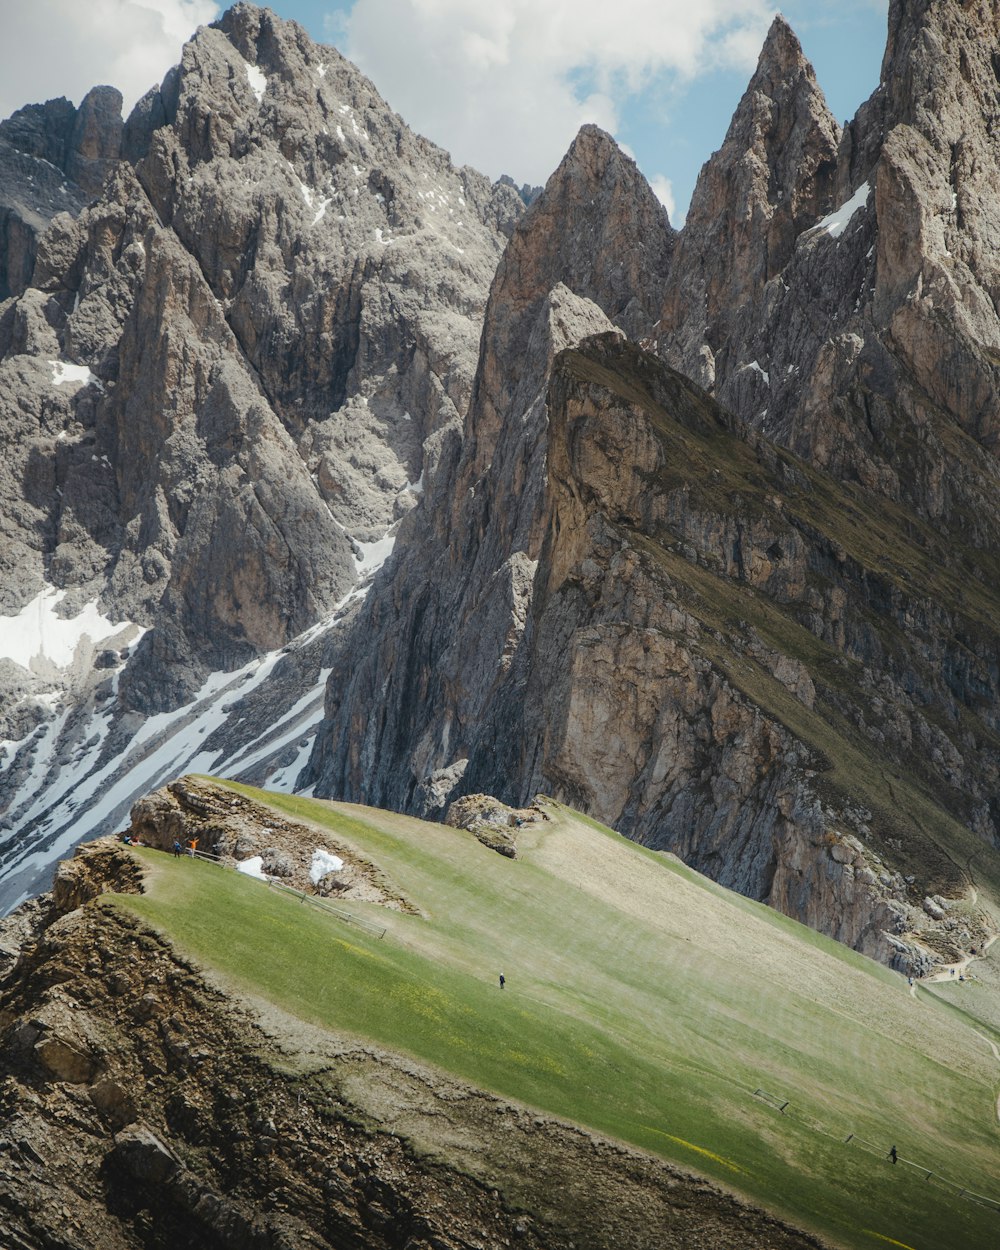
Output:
top-left (342, 0), bottom-right (776, 183)
top-left (0, 0), bottom-right (219, 122)
top-left (649, 175), bottom-right (676, 221)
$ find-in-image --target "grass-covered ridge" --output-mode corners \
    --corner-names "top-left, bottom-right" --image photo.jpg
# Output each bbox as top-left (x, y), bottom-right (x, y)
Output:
top-left (116, 781), bottom-right (1000, 1250)
top-left (555, 341), bottom-right (1000, 907)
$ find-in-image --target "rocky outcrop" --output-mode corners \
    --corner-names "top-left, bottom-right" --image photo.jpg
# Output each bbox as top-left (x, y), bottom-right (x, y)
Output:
top-left (444, 792), bottom-right (548, 858)
top-left (508, 335), bottom-right (997, 969)
top-left (127, 776), bottom-right (412, 910)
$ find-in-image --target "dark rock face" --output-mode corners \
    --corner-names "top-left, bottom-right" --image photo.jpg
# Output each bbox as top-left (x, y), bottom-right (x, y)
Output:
top-left (0, 90), bottom-right (124, 301)
top-left (66, 87), bottom-right (125, 199)
top-left (0, 2), bottom-right (518, 903)
top-left (308, 125), bottom-right (674, 817)
top-left (0, 98), bottom-right (80, 169)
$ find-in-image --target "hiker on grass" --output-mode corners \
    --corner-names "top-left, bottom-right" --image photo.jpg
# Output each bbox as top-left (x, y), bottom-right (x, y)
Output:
top-left (889, 1145), bottom-right (898, 1165)
top-left (499, 973), bottom-right (505, 990)
top-left (172, 840), bottom-right (182, 858)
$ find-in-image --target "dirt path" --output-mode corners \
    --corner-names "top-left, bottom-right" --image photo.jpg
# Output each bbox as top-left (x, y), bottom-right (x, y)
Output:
top-left (922, 933), bottom-right (997, 984)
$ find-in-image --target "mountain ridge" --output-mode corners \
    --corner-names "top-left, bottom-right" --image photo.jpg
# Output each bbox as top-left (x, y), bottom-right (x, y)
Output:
top-left (2, 778), bottom-right (996, 1248)
top-left (0, 2), bottom-right (521, 908)
top-left (1, 1), bottom-right (1000, 984)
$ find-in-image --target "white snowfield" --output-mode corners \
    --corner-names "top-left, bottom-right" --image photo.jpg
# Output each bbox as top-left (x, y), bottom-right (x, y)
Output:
top-left (236, 855), bottom-right (269, 880)
top-left (234, 848), bottom-right (341, 886)
top-left (310, 848), bottom-right (343, 883)
top-left (354, 528), bottom-right (396, 578)
top-left (0, 587), bottom-right (134, 671)
top-left (49, 360), bottom-right (97, 388)
top-left (245, 62), bottom-right (267, 104)
top-left (742, 360), bottom-right (770, 385)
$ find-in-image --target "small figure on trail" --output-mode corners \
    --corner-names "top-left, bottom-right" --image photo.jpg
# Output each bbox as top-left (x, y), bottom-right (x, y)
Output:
top-left (907, 976), bottom-right (913, 987)
top-left (950, 968), bottom-right (956, 977)
top-left (187, 838), bottom-right (198, 858)
top-left (888, 1145), bottom-right (898, 1165)
top-left (172, 840), bottom-right (182, 858)
top-left (121, 834), bottom-right (132, 846)
top-left (499, 973), bottom-right (505, 990)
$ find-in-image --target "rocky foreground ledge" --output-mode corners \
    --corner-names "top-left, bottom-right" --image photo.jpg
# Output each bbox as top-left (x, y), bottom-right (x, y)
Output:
top-left (0, 781), bottom-right (826, 1250)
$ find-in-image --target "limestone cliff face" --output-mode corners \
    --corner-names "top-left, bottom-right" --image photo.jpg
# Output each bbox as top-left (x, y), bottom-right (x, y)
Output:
top-left (308, 126), bottom-right (674, 814)
top-left (511, 335), bottom-right (997, 968)
top-left (310, 2), bottom-right (1000, 968)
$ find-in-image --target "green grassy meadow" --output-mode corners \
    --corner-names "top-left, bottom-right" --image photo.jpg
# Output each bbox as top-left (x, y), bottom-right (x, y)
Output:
top-left (114, 782), bottom-right (1000, 1250)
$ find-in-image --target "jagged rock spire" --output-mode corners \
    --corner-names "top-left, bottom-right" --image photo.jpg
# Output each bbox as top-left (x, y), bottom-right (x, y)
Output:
top-left (309, 126), bottom-right (675, 814)
top-left (465, 124), bottom-right (674, 479)
top-left (657, 15), bottom-right (840, 392)
top-left (491, 124), bottom-right (673, 338)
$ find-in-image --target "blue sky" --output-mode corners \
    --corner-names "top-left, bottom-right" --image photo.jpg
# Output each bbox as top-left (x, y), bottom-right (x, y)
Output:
top-left (0, 1), bottom-right (889, 223)
top-left (276, 0), bottom-right (889, 221)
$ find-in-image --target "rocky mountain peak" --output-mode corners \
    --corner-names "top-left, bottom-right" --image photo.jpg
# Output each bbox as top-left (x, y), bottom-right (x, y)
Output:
top-left (501, 123), bottom-right (673, 332)
top-left (755, 14), bottom-right (810, 87)
top-left (872, 0), bottom-right (1000, 171)
top-left (697, 13), bottom-right (839, 235)
top-left (657, 15), bottom-right (840, 393)
top-left (476, 123), bottom-right (672, 380)
top-left (0, 97), bottom-right (79, 170)
top-left (66, 86), bottom-right (124, 198)
top-left (0, 87), bottom-right (124, 302)
top-left (0, 0), bottom-right (523, 903)
top-left (857, 0), bottom-right (1000, 460)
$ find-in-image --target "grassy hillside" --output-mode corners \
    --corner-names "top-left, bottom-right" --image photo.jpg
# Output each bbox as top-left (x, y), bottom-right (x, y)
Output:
top-left (115, 782), bottom-right (1000, 1250)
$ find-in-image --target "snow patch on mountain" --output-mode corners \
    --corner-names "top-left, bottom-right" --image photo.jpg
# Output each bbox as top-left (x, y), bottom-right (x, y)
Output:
top-left (310, 848), bottom-right (343, 883)
top-left (49, 360), bottom-right (96, 388)
top-left (0, 588), bottom-right (136, 671)
top-left (813, 182), bottom-right (870, 240)
top-left (245, 62), bottom-right (267, 103)
top-left (0, 534), bottom-right (402, 915)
